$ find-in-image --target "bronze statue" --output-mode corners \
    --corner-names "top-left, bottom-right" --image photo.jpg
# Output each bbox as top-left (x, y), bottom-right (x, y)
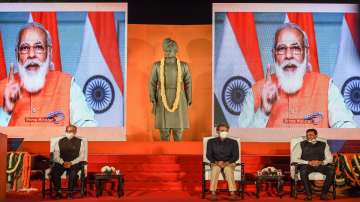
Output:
top-left (148, 38), bottom-right (192, 141)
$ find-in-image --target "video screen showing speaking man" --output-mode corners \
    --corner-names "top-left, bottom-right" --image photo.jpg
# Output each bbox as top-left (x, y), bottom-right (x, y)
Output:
top-left (0, 11), bottom-right (126, 127)
top-left (214, 10), bottom-right (359, 128)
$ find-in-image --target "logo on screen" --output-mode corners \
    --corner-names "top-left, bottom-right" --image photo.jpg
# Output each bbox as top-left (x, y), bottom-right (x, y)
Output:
top-left (222, 76), bottom-right (251, 115)
top-left (341, 76), bottom-right (360, 115)
top-left (47, 111), bottom-right (65, 124)
top-left (83, 75), bottom-right (115, 114)
top-left (24, 111), bottom-right (65, 124)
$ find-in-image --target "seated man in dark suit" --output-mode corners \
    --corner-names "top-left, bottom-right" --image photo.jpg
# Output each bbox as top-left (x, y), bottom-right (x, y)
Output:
top-left (292, 128), bottom-right (335, 201)
top-left (206, 122), bottom-right (239, 201)
top-left (50, 125), bottom-right (85, 199)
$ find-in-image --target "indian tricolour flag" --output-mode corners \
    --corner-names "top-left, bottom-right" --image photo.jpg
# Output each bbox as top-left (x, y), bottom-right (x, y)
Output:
top-left (333, 13), bottom-right (360, 126)
top-left (214, 12), bottom-right (264, 127)
top-left (75, 12), bottom-right (124, 127)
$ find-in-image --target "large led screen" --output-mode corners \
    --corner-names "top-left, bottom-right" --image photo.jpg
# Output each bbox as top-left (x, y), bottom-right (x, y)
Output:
top-left (213, 4), bottom-right (359, 129)
top-left (0, 3), bottom-right (127, 140)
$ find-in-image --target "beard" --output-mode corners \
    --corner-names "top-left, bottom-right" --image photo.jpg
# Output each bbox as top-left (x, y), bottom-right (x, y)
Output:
top-left (18, 56), bottom-right (49, 93)
top-left (274, 55), bottom-right (307, 94)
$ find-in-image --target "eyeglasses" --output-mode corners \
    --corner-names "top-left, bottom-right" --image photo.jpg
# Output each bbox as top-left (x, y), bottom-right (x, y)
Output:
top-left (275, 45), bottom-right (305, 55)
top-left (66, 129), bottom-right (75, 133)
top-left (18, 44), bottom-right (47, 54)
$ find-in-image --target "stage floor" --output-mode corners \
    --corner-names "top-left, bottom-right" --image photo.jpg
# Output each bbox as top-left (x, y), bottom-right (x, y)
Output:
top-left (6, 189), bottom-right (358, 202)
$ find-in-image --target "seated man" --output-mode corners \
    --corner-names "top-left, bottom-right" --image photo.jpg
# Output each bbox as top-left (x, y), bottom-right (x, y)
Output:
top-left (51, 125), bottom-right (85, 199)
top-left (292, 128), bottom-right (335, 201)
top-left (206, 122), bottom-right (239, 201)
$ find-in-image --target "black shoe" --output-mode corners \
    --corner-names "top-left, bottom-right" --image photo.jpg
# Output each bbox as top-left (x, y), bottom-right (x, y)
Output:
top-left (304, 195), bottom-right (312, 201)
top-left (229, 192), bottom-right (237, 201)
top-left (67, 193), bottom-right (73, 199)
top-left (55, 192), bottom-right (62, 200)
top-left (320, 194), bottom-right (330, 201)
top-left (210, 192), bottom-right (217, 201)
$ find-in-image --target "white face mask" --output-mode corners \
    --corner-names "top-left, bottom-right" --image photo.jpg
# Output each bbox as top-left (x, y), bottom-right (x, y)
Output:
top-left (308, 139), bottom-right (317, 144)
top-left (219, 131), bottom-right (228, 139)
top-left (65, 132), bottom-right (74, 139)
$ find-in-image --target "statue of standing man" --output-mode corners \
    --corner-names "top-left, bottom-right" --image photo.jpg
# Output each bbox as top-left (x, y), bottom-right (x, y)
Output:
top-left (149, 38), bottom-right (192, 141)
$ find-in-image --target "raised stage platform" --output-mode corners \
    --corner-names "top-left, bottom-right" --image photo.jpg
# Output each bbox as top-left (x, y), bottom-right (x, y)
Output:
top-left (22, 142), bottom-right (291, 192)
top-left (6, 141), bottom-right (360, 201)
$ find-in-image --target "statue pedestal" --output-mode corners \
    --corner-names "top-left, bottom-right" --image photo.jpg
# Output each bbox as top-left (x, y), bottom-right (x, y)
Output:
top-left (0, 133), bottom-right (7, 201)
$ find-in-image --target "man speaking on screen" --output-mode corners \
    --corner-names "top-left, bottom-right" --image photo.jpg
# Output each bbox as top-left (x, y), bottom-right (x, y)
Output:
top-left (239, 23), bottom-right (356, 128)
top-left (0, 22), bottom-right (96, 127)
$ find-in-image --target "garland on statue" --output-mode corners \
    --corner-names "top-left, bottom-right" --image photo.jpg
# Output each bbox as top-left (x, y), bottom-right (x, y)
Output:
top-left (159, 57), bottom-right (182, 112)
top-left (7, 152), bottom-right (25, 186)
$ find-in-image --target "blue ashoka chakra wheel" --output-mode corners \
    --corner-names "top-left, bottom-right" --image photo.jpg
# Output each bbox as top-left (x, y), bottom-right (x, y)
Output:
top-left (341, 76), bottom-right (360, 115)
top-left (83, 75), bottom-right (115, 114)
top-left (221, 76), bottom-right (252, 115)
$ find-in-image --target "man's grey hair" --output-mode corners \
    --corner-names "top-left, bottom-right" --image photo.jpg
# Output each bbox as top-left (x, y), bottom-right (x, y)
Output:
top-left (16, 22), bottom-right (52, 49)
top-left (273, 22), bottom-right (309, 49)
top-left (273, 22), bottom-right (311, 71)
top-left (15, 22), bottom-right (54, 69)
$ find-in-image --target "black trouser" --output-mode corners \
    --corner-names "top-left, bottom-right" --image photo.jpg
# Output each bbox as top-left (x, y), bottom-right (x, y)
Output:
top-left (298, 164), bottom-right (335, 196)
top-left (50, 162), bottom-right (83, 193)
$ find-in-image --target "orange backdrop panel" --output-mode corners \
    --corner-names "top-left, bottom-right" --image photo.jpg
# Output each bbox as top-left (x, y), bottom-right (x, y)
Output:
top-left (0, 133), bottom-right (6, 200)
top-left (127, 24), bottom-right (212, 141)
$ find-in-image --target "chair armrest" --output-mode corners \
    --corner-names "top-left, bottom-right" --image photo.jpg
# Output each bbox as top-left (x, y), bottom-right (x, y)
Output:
top-left (39, 159), bottom-right (51, 172)
top-left (32, 155), bottom-right (51, 171)
top-left (78, 161), bottom-right (87, 179)
top-left (78, 161), bottom-right (88, 167)
top-left (78, 161), bottom-right (87, 172)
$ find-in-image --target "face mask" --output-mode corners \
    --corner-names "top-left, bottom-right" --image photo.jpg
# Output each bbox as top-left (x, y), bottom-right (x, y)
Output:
top-left (65, 132), bottom-right (74, 139)
top-left (219, 131), bottom-right (228, 139)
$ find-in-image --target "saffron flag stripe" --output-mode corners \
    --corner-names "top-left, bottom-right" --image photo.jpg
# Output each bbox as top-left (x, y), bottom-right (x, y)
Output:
top-left (345, 13), bottom-right (359, 53)
top-left (31, 12), bottom-right (62, 72)
top-left (227, 12), bottom-right (264, 81)
top-left (287, 12), bottom-right (320, 72)
top-left (0, 31), bottom-right (6, 80)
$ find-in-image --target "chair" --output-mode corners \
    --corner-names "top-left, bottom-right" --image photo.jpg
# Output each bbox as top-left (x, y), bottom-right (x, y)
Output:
top-left (201, 136), bottom-right (245, 199)
top-left (45, 136), bottom-right (88, 198)
top-left (290, 136), bottom-right (336, 199)
top-left (30, 155), bottom-right (50, 198)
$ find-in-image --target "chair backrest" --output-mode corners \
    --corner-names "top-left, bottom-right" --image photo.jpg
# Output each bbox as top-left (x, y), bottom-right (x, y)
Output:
top-left (49, 136), bottom-right (88, 177)
top-left (50, 136), bottom-right (88, 162)
top-left (290, 136), bottom-right (327, 155)
top-left (290, 136), bottom-right (328, 179)
top-left (203, 136), bottom-right (242, 180)
top-left (203, 136), bottom-right (241, 164)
